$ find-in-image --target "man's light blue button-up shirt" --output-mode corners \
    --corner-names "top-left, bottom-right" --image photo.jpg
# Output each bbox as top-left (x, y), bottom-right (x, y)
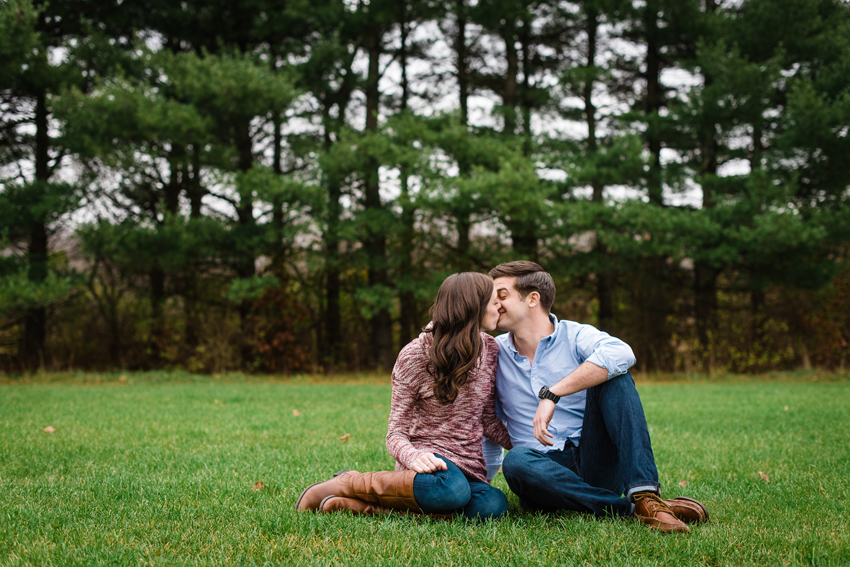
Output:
top-left (493, 314), bottom-right (636, 452)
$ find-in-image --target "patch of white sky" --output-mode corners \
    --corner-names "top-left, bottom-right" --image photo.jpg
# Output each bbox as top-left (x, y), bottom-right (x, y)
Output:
top-left (368, 13), bottom-right (737, 210)
top-left (38, 1), bottom-right (762, 231)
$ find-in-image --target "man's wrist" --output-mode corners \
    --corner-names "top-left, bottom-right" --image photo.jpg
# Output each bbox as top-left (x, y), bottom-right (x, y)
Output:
top-left (550, 381), bottom-right (572, 397)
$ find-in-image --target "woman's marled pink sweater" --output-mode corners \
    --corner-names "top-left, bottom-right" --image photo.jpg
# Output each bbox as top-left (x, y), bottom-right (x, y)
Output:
top-left (385, 331), bottom-right (512, 483)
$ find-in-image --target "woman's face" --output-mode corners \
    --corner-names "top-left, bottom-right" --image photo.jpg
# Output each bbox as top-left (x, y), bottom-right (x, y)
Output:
top-left (480, 287), bottom-right (502, 332)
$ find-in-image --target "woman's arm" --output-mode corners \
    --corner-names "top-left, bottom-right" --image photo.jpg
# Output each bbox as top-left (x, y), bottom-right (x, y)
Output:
top-left (481, 335), bottom-right (512, 449)
top-left (385, 343), bottom-right (429, 470)
top-left (482, 387), bottom-right (512, 449)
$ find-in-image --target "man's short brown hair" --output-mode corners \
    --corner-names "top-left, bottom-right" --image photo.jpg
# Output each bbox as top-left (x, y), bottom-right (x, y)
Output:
top-left (488, 261), bottom-right (556, 312)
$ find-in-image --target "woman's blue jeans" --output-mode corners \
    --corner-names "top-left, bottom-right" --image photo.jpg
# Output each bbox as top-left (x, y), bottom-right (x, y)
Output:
top-left (412, 454), bottom-right (508, 521)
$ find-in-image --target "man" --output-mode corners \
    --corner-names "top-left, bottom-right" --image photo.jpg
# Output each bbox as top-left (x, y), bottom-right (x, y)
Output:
top-left (486, 261), bottom-right (708, 533)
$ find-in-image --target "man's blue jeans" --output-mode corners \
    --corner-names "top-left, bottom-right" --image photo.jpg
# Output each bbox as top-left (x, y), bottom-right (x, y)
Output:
top-left (412, 454), bottom-right (508, 521)
top-left (502, 372), bottom-right (659, 518)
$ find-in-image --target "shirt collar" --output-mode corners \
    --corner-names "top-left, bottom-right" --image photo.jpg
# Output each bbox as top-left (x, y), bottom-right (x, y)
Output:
top-left (506, 313), bottom-right (560, 353)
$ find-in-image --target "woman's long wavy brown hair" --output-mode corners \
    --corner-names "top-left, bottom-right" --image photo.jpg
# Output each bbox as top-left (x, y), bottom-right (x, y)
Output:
top-left (425, 272), bottom-right (494, 404)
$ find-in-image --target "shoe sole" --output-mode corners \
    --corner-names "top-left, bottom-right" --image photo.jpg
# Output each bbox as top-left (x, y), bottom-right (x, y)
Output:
top-left (294, 470), bottom-right (352, 511)
top-left (318, 495), bottom-right (336, 512)
top-left (672, 496), bottom-right (709, 523)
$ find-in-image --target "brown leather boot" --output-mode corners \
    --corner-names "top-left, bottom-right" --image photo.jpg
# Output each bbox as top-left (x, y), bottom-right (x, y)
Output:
top-left (295, 470), bottom-right (419, 513)
top-left (664, 497), bottom-right (709, 524)
top-left (633, 492), bottom-right (690, 534)
top-left (319, 495), bottom-right (456, 521)
top-left (319, 496), bottom-right (390, 515)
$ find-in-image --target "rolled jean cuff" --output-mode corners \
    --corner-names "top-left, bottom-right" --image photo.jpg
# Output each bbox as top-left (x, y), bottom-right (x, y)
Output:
top-left (626, 484), bottom-right (660, 501)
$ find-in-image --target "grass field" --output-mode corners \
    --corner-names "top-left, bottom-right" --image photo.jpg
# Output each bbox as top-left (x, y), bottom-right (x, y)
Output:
top-left (1, 372), bottom-right (848, 566)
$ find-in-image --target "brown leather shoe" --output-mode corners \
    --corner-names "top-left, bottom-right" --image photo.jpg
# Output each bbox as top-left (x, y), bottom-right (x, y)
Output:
top-left (633, 492), bottom-right (690, 534)
top-left (665, 497), bottom-right (709, 524)
top-left (295, 469), bottom-right (419, 512)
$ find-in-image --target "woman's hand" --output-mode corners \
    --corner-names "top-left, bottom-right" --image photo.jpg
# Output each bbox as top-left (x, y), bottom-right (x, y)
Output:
top-left (411, 453), bottom-right (448, 474)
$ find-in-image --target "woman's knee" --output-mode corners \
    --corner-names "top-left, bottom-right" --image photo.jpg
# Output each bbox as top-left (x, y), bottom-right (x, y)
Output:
top-left (463, 487), bottom-right (508, 521)
top-left (436, 469), bottom-right (473, 510)
top-left (414, 467), bottom-right (471, 512)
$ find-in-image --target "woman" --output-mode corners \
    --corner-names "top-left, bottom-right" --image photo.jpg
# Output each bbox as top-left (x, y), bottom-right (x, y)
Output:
top-left (295, 272), bottom-right (513, 521)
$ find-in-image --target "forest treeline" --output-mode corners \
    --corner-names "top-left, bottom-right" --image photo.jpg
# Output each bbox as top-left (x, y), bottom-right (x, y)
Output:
top-left (2, 0), bottom-right (849, 374)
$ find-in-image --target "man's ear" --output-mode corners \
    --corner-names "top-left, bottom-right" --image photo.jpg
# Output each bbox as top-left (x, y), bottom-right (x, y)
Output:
top-left (526, 291), bottom-right (541, 309)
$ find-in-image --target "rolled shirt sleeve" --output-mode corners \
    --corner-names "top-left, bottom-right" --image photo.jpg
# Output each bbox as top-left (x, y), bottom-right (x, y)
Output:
top-left (575, 323), bottom-right (636, 380)
top-left (481, 437), bottom-right (504, 481)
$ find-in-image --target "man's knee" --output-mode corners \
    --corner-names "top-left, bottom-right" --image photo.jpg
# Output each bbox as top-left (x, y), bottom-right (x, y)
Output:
top-left (502, 447), bottom-right (541, 479)
top-left (595, 372), bottom-right (642, 408)
top-left (603, 371), bottom-right (635, 393)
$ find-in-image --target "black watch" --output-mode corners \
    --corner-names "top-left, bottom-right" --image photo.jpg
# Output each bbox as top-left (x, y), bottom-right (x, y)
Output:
top-left (538, 385), bottom-right (560, 404)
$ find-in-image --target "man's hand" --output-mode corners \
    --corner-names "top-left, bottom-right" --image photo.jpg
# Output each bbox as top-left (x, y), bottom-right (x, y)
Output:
top-left (411, 453), bottom-right (448, 474)
top-left (533, 399), bottom-right (556, 446)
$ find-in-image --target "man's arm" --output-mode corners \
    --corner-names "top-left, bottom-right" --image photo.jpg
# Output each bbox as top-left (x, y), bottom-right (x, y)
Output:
top-left (533, 323), bottom-right (636, 445)
top-left (533, 361), bottom-right (607, 446)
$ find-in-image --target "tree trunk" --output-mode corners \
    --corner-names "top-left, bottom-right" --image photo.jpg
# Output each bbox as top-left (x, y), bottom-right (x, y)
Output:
top-left (751, 288), bottom-right (765, 348)
top-left (164, 146), bottom-right (183, 214)
top-left (694, 0), bottom-right (720, 359)
top-left (455, 0), bottom-right (469, 129)
top-left (188, 144), bottom-right (204, 218)
top-left (319, 54), bottom-right (356, 370)
top-left (453, 0), bottom-right (472, 270)
top-left (399, 173), bottom-right (417, 347)
top-left (235, 118), bottom-right (256, 367)
top-left (324, 192), bottom-right (342, 369)
top-left (148, 148), bottom-right (184, 365)
top-left (271, 110), bottom-right (286, 267)
top-left (644, 1), bottom-right (663, 206)
top-left (456, 215), bottom-right (471, 270)
top-left (149, 266), bottom-right (166, 366)
top-left (22, 90), bottom-right (50, 370)
top-left (694, 263), bottom-right (718, 353)
top-left (502, 19), bottom-right (536, 260)
top-left (638, 1), bottom-right (671, 369)
top-left (322, 104), bottom-right (344, 368)
top-left (519, 14), bottom-right (532, 155)
top-left (184, 144), bottom-right (203, 352)
top-left (363, 30), bottom-right (394, 370)
top-left (398, 9), bottom-right (418, 347)
top-left (583, 7), bottom-right (614, 333)
top-left (509, 226), bottom-right (538, 261)
top-left (751, 120), bottom-right (763, 172)
top-left (502, 25), bottom-right (518, 136)
top-left (694, 127), bottom-right (719, 362)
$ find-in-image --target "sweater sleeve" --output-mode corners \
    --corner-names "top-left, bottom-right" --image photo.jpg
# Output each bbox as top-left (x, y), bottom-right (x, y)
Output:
top-left (385, 342), bottom-right (427, 470)
top-left (481, 336), bottom-right (512, 450)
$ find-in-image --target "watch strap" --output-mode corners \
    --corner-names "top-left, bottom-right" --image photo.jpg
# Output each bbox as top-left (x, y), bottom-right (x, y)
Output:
top-left (538, 385), bottom-right (560, 404)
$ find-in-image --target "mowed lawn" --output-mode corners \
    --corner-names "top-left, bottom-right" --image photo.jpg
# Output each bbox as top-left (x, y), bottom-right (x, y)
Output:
top-left (1, 374), bottom-right (848, 567)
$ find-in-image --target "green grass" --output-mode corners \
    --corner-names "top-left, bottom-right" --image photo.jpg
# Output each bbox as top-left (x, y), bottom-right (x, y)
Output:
top-left (1, 373), bottom-right (848, 566)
